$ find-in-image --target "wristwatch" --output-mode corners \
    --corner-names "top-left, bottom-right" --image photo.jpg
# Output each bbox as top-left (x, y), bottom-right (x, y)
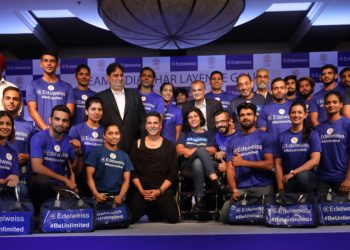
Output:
top-left (290, 170), bottom-right (296, 175)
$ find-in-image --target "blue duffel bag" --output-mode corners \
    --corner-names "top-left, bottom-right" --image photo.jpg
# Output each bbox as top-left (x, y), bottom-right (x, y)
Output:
top-left (264, 193), bottom-right (318, 228)
top-left (318, 189), bottom-right (350, 225)
top-left (40, 188), bottom-right (95, 233)
top-left (95, 194), bottom-right (130, 229)
top-left (0, 185), bottom-right (34, 235)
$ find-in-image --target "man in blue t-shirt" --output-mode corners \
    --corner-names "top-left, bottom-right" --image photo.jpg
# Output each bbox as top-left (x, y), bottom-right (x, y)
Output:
top-left (258, 77), bottom-right (292, 145)
top-left (71, 64), bottom-right (96, 126)
top-left (284, 75), bottom-right (298, 101)
top-left (297, 76), bottom-right (318, 126)
top-left (2, 86), bottom-right (35, 182)
top-left (340, 67), bottom-right (350, 118)
top-left (311, 64), bottom-right (345, 127)
top-left (205, 71), bottom-right (235, 111)
top-left (138, 67), bottom-right (165, 116)
top-left (26, 50), bottom-right (74, 130)
top-left (28, 105), bottom-right (82, 212)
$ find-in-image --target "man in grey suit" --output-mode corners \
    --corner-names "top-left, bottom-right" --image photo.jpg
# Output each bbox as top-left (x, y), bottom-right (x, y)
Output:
top-left (182, 80), bottom-right (223, 134)
top-left (96, 63), bottom-right (146, 153)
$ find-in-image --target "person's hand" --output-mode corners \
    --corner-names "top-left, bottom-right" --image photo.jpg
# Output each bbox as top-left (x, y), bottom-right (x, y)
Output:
top-left (94, 192), bottom-right (108, 203)
top-left (217, 159), bottom-right (227, 172)
top-left (215, 151), bottom-right (226, 161)
top-left (64, 178), bottom-right (78, 192)
top-left (184, 148), bottom-right (196, 159)
top-left (231, 152), bottom-right (245, 167)
top-left (282, 173), bottom-right (294, 184)
top-left (18, 153), bottom-right (29, 165)
top-left (114, 194), bottom-right (124, 205)
top-left (231, 189), bottom-right (240, 201)
top-left (339, 178), bottom-right (350, 194)
top-left (6, 175), bottom-right (19, 187)
top-left (69, 139), bottom-right (82, 156)
top-left (143, 189), bottom-right (160, 201)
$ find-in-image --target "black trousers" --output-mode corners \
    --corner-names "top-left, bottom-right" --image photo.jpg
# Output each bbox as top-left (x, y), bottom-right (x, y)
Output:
top-left (127, 189), bottom-right (179, 224)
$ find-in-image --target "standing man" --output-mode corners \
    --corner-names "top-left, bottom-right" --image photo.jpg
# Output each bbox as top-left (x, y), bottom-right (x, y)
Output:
top-left (96, 63), bottom-right (146, 153)
top-left (138, 67), bottom-right (165, 115)
top-left (284, 75), bottom-right (298, 101)
top-left (128, 112), bottom-right (179, 224)
top-left (2, 86), bottom-right (35, 182)
top-left (339, 67), bottom-right (350, 118)
top-left (205, 71), bottom-right (235, 111)
top-left (28, 105), bottom-right (81, 212)
top-left (71, 64), bottom-right (96, 126)
top-left (229, 73), bottom-right (266, 129)
top-left (297, 76), bottom-right (318, 125)
top-left (182, 80), bottom-right (223, 134)
top-left (0, 54), bottom-right (17, 111)
top-left (258, 77), bottom-right (292, 144)
top-left (26, 50), bottom-right (74, 130)
top-left (255, 68), bottom-right (273, 103)
top-left (311, 64), bottom-right (344, 127)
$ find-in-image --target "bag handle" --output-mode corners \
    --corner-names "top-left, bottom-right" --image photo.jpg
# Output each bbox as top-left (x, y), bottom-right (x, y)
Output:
top-left (54, 188), bottom-right (84, 208)
top-left (14, 185), bottom-right (21, 209)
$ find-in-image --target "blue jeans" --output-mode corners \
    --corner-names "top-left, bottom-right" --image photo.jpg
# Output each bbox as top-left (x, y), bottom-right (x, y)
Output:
top-left (185, 147), bottom-right (217, 197)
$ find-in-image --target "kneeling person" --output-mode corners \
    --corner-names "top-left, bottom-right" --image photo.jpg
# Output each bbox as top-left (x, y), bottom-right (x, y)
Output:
top-left (86, 124), bottom-right (133, 204)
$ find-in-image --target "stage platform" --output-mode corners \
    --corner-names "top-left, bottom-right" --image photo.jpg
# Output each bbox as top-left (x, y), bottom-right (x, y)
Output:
top-left (2, 221), bottom-right (350, 250)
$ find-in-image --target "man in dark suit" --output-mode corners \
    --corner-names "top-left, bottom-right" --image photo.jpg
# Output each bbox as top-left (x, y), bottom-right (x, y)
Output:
top-left (96, 63), bottom-right (146, 153)
top-left (182, 80), bottom-right (223, 134)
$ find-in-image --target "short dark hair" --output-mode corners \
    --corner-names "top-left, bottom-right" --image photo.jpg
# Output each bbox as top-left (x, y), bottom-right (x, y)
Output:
top-left (185, 107), bottom-right (205, 128)
top-left (297, 76), bottom-right (315, 89)
top-left (174, 87), bottom-right (189, 98)
top-left (3, 86), bottom-right (21, 101)
top-left (210, 71), bottom-right (223, 79)
top-left (106, 63), bottom-right (124, 75)
top-left (85, 96), bottom-right (103, 110)
top-left (140, 67), bottom-right (156, 78)
top-left (284, 75), bottom-right (297, 83)
top-left (146, 111), bottom-right (162, 122)
top-left (321, 64), bottom-right (337, 74)
top-left (236, 73), bottom-right (252, 83)
top-left (214, 110), bottom-right (231, 120)
top-left (104, 123), bottom-right (120, 135)
top-left (160, 82), bottom-right (174, 93)
top-left (340, 67), bottom-right (350, 77)
top-left (324, 91), bottom-right (343, 103)
top-left (50, 105), bottom-right (71, 118)
top-left (271, 77), bottom-right (286, 88)
top-left (40, 49), bottom-right (59, 61)
top-left (237, 102), bottom-right (257, 116)
top-left (0, 111), bottom-right (15, 143)
top-left (75, 64), bottom-right (90, 75)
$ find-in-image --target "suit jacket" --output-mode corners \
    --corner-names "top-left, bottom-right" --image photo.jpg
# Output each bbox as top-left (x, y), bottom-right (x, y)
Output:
top-left (182, 98), bottom-right (223, 134)
top-left (96, 88), bottom-right (146, 153)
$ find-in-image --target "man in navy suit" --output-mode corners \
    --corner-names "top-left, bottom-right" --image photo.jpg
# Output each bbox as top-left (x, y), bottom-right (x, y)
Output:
top-left (96, 63), bottom-right (146, 153)
top-left (182, 80), bottom-right (223, 134)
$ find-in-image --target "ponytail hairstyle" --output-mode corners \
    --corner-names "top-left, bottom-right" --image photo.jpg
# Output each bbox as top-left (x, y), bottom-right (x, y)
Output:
top-left (289, 101), bottom-right (311, 142)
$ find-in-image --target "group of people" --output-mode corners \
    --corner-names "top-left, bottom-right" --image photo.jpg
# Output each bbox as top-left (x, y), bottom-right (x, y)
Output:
top-left (1, 49), bottom-right (350, 225)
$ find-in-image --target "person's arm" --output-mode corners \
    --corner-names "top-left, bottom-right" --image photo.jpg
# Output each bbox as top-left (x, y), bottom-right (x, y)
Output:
top-left (115, 171), bottom-right (130, 205)
top-left (27, 101), bottom-right (49, 130)
top-left (86, 166), bottom-right (107, 202)
top-left (176, 143), bottom-right (196, 158)
top-left (339, 160), bottom-right (350, 193)
top-left (342, 105), bottom-right (350, 119)
top-left (175, 125), bottom-right (182, 143)
top-left (310, 112), bottom-right (319, 128)
top-left (274, 158), bottom-right (285, 192)
top-left (231, 152), bottom-right (273, 170)
top-left (226, 160), bottom-right (240, 200)
top-left (18, 153), bottom-right (30, 165)
top-left (66, 103), bottom-right (75, 118)
top-left (205, 146), bottom-right (217, 156)
top-left (31, 158), bottom-right (77, 190)
top-left (69, 139), bottom-right (83, 173)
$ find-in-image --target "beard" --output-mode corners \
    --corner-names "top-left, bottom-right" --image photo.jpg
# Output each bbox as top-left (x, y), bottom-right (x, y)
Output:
top-left (240, 120), bottom-right (255, 130)
top-left (257, 83), bottom-right (267, 90)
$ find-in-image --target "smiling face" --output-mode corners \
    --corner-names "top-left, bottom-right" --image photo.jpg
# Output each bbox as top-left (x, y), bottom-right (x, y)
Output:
top-left (210, 73), bottom-right (223, 91)
top-left (2, 89), bottom-right (21, 114)
top-left (289, 104), bottom-right (307, 126)
top-left (76, 67), bottom-right (91, 87)
top-left (0, 115), bottom-right (12, 140)
top-left (325, 94), bottom-right (343, 116)
top-left (108, 67), bottom-right (124, 91)
top-left (50, 110), bottom-right (70, 135)
top-left (86, 102), bottom-right (103, 123)
top-left (40, 54), bottom-right (58, 76)
top-left (104, 124), bottom-right (121, 147)
top-left (145, 115), bottom-right (162, 136)
top-left (161, 84), bottom-right (173, 103)
top-left (187, 110), bottom-right (202, 130)
top-left (237, 75), bottom-right (253, 98)
top-left (191, 81), bottom-right (206, 102)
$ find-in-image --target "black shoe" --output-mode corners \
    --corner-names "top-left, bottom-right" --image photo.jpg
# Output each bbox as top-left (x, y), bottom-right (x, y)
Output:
top-left (212, 179), bottom-right (230, 195)
top-left (193, 196), bottom-right (207, 213)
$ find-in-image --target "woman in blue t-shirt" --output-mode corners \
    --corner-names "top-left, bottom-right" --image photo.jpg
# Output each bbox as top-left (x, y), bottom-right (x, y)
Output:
top-left (176, 107), bottom-right (228, 212)
top-left (69, 96), bottom-right (105, 196)
top-left (275, 101), bottom-right (321, 193)
top-left (0, 111), bottom-right (19, 188)
top-left (86, 123), bottom-right (133, 204)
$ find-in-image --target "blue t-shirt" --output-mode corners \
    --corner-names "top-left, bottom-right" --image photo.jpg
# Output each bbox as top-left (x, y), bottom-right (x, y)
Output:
top-left (139, 91), bottom-right (165, 115)
top-left (85, 146), bottom-right (134, 193)
top-left (68, 122), bottom-right (104, 161)
top-left (10, 117), bottom-right (36, 154)
top-left (71, 88), bottom-right (96, 126)
top-left (214, 131), bottom-right (237, 153)
top-left (161, 103), bottom-right (183, 145)
top-left (205, 91), bottom-right (235, 111)
top-left (226, 129), bottom-right (274, 188)
top-left (258, 100), bottom-right (292, 143)
top-left (0, 143), bottom-right (19, 179)
top-left (30, 129), bottom-right (76, 184)
top-left (275, 129), bottom-right (321, 174)
top-left (177, 130), bottom-right (217, 148)
top-left (297, 96), bottom-right (318, 126)
top-left (313, 86), bottom-right (345, 124)
top-left (315, 117), bottom-right (350, 182)
top-left (26, 78), bottom-right (74, 126)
